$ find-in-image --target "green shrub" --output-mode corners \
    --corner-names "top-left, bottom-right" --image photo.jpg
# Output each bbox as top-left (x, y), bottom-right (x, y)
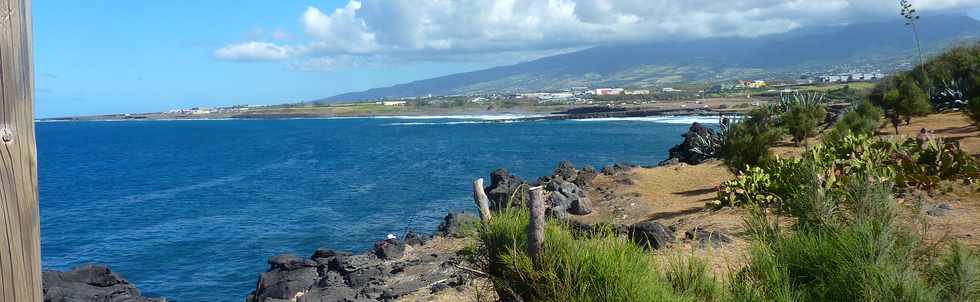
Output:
top-left (930, 243), bottom-right (980, 302)
top-left (872, 75), bottom-right (932, 133)
top-left (824, 100), bottom-right (884, 142)
top-left (717, 134), bottom-right (978, 209)
top-left (664, 255), bottom-right (727, 302)
top-left (782, 102), bottom-right (826, 146)
top-left (715, 167), bottom-right (779, 208)
top-left (778, 92), bottom-right (828, 146)
top-left (720, 108), bottom-right (784, 172)
top-left (479, 209), bottom-right (697, 302)
top-left (967, 76), bottom-right (980, 126)
top-left (733, 172), bottom-right (944, 301)
top-left (891, 138), bottom-right (980, 191)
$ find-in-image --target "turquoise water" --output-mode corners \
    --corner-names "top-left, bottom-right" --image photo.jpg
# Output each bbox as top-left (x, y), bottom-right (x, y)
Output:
top-left (37, 116), bottom-right (712, 301)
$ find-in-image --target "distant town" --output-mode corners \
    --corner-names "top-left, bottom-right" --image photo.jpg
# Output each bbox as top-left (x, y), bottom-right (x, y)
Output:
top-left (45, 69), bottom-right (887, 121)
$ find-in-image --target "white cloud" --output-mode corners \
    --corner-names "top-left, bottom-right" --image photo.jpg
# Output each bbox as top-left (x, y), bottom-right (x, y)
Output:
top-left (214, 41), bottom-right (296, 61)
top-left (215, 0), bottom-right (980, 66)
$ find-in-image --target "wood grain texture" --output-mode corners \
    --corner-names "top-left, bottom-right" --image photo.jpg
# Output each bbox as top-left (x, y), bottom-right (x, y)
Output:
top-left (527, 186), bottom-right (545, 266)
top-left (472, 178), bottom-right (491, 224)
top-left (0, 0), bottom-right (40, 300)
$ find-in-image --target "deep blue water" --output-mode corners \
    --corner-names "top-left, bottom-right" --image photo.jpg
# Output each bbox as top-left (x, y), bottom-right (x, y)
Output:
top-left (37, 116), bottom-right (710, 301)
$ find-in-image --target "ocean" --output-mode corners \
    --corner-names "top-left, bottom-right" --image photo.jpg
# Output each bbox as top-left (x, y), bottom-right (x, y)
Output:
top-left (37, 115), bottom-right (716, 301)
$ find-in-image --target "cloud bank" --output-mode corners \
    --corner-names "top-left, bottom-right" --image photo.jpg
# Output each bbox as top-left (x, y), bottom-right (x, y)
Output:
top-left (214, 0), bottom-right (980, 69)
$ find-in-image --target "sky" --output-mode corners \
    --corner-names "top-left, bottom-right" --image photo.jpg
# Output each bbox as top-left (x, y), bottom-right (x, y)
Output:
top-left (34, 0), bottom-right (980, 118)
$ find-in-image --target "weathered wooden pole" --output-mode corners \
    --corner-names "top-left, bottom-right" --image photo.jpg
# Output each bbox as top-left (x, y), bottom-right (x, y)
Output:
top-left (472, 178), bottom-right (492, 224)
top-left (527, 186), bottom-right (545, 265)
top-left (0, 0), bottom-right (41, 300)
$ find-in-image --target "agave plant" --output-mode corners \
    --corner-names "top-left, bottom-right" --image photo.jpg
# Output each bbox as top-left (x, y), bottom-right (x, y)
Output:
top-left (778, 91), bottom-right (827, 112)
top-left (931, 78), bottom-right (968, 111)
top-left (689, 131), bottom-right (721, 157)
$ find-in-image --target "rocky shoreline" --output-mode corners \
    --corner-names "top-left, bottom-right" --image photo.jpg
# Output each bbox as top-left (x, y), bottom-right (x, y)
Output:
top-left (42, 123), bottom-right (719, 302)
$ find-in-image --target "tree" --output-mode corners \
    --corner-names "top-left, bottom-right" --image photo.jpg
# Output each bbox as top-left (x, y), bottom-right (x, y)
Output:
top-left (782, 102), bottom-right (827, 146)
top-left (720, 108), bottom-right (784, 172)
top-left (966, 76), bottom-right (980, 126)
top-left (875, 76), bottom-right (931, 133)
top-left (825, 101), bottom-right (884, 143)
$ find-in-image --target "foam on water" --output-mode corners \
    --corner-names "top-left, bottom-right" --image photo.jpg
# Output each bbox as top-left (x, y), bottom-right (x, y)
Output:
top-left (571, 116), bottom-right (723, 124)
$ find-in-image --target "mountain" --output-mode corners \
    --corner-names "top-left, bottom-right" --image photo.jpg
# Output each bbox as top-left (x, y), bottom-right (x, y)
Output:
top-left (323, 15), bottom-right (980, 102)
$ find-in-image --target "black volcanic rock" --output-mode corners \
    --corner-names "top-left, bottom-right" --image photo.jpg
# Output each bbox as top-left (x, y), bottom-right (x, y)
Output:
top-left (373, 239), bottom-right (406, 260)
top-left (684, 228), bottom-right (733, 248)
top-left (42, 265), bottom-right (164, 302)
top-left (437, 212), bottom-right (480, 238)
top-left (485, 168), bottom-right (529, 210)
top-left (554, 161), bottom-right (578, 182)
top-left (628, 221), bottom-right (675, 249)
top-left (575, 165), bottom-right (598, 188)
top-left (248, 217), bottom-right (479, 302)
top-left (661, 123), bottom-right (721, 165)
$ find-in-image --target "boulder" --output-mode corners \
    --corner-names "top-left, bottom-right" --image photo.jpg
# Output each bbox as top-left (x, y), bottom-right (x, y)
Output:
top-left (684, 228), bottom-right (732, 248)
top-left (554, 161), bottom-right (578, 181)
top-left (373, 239), bottom-right (406, 260)
top-left (926, 203), bottom-right (952, 217)
top-left (601, 163), bottom-right (635, 176)
top-left (660, 123), bottom-right (721, 165)
top-left (569, 197), bottom-right (593, 215)
top-left (42, 265), bottom-right (164, 302)
top-left (311, 248), bottom-right (352, 262)
top-left (575, 165), bottom-right (598, 188)
top-left (329, 254), bottom-right (382, 274)
top-left (544, 179), bottom-right (592, 216)
top-left (253, 260), bottom-right (319, 301)
top-left (628, 221), bottom-right (675, 249)
top-left (485, 168), bottom-right (529, 210)
top-left (437, 212), bottom-right (480, 238)
top-left (403, 231), bottom-right (431, 246)
top-left (269, 254), bottom-right (318, 270)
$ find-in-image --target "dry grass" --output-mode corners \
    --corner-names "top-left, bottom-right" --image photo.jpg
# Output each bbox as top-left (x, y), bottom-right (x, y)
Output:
top-left (569, 161), bottom-right (755, 276)
top-left (886, 112), bottom-right (980, 157)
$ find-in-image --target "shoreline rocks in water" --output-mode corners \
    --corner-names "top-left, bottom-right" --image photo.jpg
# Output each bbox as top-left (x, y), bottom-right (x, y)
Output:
top-left (42, 265), bottom-right (165, 302)
top-left (247, 213), bottom-right (481, 302)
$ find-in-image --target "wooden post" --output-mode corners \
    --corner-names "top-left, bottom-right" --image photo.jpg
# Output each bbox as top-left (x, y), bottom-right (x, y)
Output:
top-left (527, 186), bottom-right (545, 265)
top-left (0, 0), bottom-right (41, 301)
top-left (472, 178), bottom-right (491, 224)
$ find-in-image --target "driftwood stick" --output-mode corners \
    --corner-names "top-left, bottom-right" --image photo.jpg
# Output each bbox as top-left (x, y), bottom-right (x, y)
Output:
top-left (472, 178), bottom-right (492, 224)
top-left (454, 264), bottom-right (490, 277)
top-left (527, 186), bottom-right (546, 265)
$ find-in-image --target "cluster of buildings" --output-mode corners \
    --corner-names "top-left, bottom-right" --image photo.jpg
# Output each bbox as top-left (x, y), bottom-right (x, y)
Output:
top-left (165, 105), bottom-right (257, 115)
top-left (593, 88), bottom-right (655, 96)
top-left (373, 101), bottom-right (407, 106)
top-left (817, 72), bottom-right (885, 83)
top-left (706, 80), bottom-right (768, 93)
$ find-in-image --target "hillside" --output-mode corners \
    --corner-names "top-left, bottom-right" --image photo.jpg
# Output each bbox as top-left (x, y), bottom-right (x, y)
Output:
top-left (324, 15), bottom-right (980, 102)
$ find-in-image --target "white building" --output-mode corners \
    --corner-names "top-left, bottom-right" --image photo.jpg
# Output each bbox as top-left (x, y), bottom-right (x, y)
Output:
top-left (381, 101), bottom-right (407, 106)
top-left (594, 88), bottom-right (624, 96)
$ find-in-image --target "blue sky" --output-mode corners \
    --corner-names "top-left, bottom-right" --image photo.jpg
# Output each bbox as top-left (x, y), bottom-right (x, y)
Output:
top-left (34, 1), bottom-right (980, 118)
top-left (34, 1), bottom-right (492, 117)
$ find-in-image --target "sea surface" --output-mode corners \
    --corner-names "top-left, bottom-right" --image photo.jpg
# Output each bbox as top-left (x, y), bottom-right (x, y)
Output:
top-left (38, 115), bottom-right (716, 301)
